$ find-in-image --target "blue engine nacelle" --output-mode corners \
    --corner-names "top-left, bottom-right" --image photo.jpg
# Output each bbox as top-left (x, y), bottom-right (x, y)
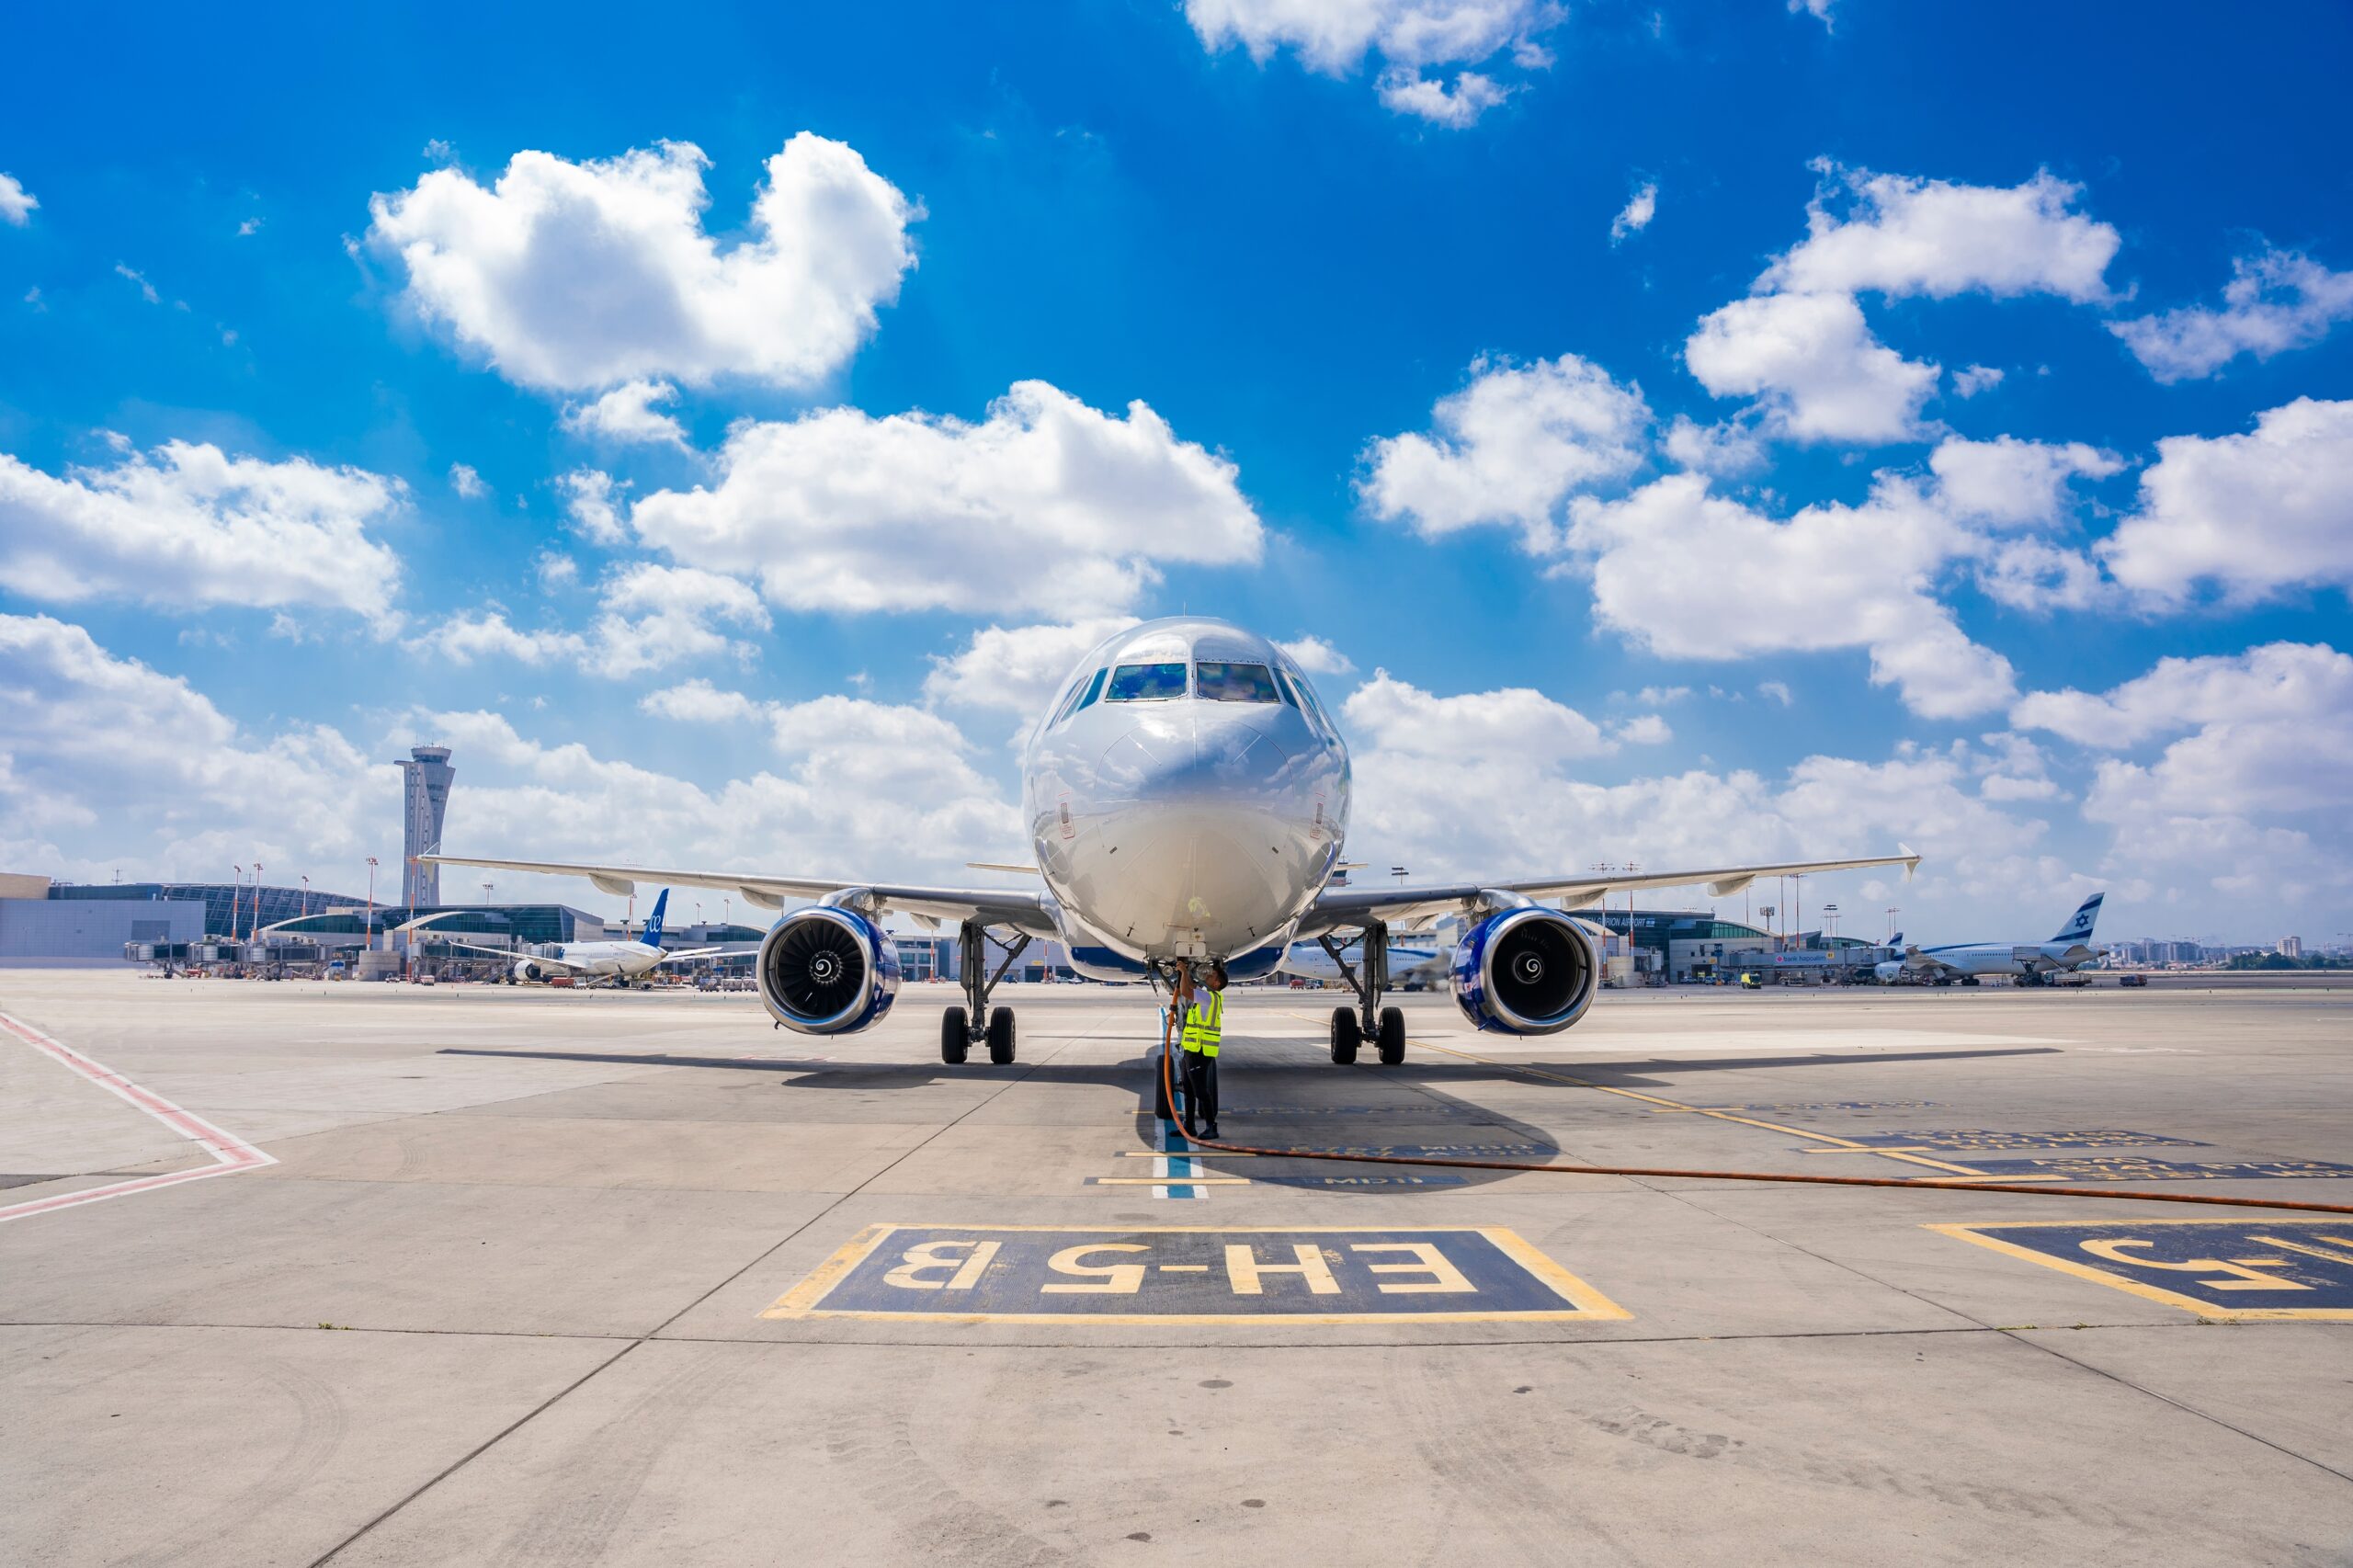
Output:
top-left (1450, 906), bottom-right (1600, 1035)
top-left (757, 906), bottom-right (901, 1035)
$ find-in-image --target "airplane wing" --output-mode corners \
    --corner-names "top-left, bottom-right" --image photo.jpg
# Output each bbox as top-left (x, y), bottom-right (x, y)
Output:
top-left (1296, 847), bottom-right (1920, 938)
top-left (651, 946), bottom-right (732, 964)
top-left (419, 855), bottom-right (1057, 937)
top-left (434, 936), bottom-right (599, 971)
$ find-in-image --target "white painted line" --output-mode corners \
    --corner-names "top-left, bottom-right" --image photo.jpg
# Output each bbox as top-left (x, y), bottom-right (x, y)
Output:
top-left (0, 1011), bottom-right (276, 1224)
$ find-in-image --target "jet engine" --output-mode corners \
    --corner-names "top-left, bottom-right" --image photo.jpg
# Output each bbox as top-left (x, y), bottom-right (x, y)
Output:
top-left (1449, 906), bottom-right (1599, 1035)
top-left (757, 906), bottom-right (901, 1035)
top-left (512, 959), bottom-right (548, 983)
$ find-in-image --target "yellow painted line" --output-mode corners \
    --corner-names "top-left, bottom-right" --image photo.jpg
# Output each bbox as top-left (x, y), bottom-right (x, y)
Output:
top-left (1912, 1173), bottom-right (2070, 1184)
top-left (2242, 1233), bottom-right (2353, 1267)
top-left (1925, 1221), bottom-right (2353, 1322)
top-left (1400, 1035), bottom-right (1992, 1178)
top-left (1799, 1145), bottom-right (1936, 1154)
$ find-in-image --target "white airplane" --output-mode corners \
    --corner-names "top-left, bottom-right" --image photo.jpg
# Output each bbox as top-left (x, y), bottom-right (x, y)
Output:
top-left (426, 618), bottom-right (1916, 1099)
top-left (437, 889), bottom-right (726, 986)
top-left (1873, 893), bottom-right (2104, 986)
top-left (1280, 926), bottom-right (1451, 991)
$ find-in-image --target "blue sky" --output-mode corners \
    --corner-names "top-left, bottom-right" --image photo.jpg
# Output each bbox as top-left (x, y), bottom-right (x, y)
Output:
top-left (3, 0), bottom-right (2348, 946)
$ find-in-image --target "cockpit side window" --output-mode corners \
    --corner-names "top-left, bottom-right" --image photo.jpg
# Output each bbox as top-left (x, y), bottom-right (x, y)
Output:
top-left (1106, 662), bottom-right (1188, 701)
top-left (1196, 662), bottom-right (1280, 702)
top-left (1276, 667), bottom-right (1327, 726)
top-left (1056, 666), bottom-right (1108, 722)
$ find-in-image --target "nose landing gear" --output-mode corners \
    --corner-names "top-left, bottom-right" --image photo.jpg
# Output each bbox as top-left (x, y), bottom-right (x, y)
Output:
top-left (941, 921), bottom-right (1029, 1065)
top-left (1318, 923), bottom-right (1407, 1066)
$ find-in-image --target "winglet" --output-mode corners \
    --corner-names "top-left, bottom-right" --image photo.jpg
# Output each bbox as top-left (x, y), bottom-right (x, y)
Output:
top-left (1900, 843), bottom-right (1920, 881)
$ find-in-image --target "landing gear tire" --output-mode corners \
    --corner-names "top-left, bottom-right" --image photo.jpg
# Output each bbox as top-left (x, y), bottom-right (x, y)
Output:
top-left (1329, 1006), bottom-right (1360, 1064)
top-left (986, 1006), bottom-right (1017, 1064)
top-left (940, 1006), bottom-right (970, 1064)
top-left (1961, 975), bottom-right (1982, 987)
top-left (1375, 1007), bottom-right (1406, 1066)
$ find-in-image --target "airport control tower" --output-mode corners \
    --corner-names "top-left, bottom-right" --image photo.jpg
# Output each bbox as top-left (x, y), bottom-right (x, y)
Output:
top-left (398, 744), bottom-right (455, 906)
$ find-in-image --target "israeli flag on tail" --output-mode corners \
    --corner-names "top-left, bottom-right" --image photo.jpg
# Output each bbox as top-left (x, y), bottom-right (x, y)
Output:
top-left (2052, 893), bottom-right (2102, 944)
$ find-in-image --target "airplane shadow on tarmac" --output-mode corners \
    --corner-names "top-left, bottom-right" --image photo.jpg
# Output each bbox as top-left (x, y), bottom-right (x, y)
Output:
top-left (437, 1042), bottom-right (2061, 1199)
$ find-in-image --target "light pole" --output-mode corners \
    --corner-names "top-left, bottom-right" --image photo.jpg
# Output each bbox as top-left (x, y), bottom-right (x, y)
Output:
top-left (365, 857), bottom-right (379, 951)
top-left (1824, 903), bottom-right (1838, 940)
top-left (1391, 866), bottom-right (1409, 888)
top-left (1885, 905), bottom-right (1900, 943)
top-left (301, 874), bottom-right (310, 919)
top-left (251, 864), bottom-right (264, 943)
top-left (230, 865), bottom-right (243, 944)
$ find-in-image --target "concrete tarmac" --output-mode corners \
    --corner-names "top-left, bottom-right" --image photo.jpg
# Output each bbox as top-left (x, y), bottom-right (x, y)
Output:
top-left (3, 971), bottom-right (2349, 1565)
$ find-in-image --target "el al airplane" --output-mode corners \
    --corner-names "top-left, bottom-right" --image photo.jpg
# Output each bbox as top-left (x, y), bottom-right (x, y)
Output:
top-left (1280, 926), bottom-right (1451, 992)
top-left (438, 889), bottom-right (725, 986)
top-left (1873, 893), bottom-right (2104, 986)
top-left (426, 619), bottom-right (1917, 1086)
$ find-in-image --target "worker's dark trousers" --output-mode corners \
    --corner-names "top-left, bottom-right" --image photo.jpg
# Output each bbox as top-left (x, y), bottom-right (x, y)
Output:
top-left (1180, 1048), bottom-right (1219, 1131)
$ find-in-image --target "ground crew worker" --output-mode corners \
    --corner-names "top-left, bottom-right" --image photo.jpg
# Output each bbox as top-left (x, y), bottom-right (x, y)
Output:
top-left (1177, 960), bottom-right (1226, 1141)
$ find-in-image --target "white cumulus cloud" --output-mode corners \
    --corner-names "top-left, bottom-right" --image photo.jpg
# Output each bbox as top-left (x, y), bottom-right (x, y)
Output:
top-left (628, 381), bottom-right (1263, 617)
top-left (1185, 0), bottom-right (1563, 126)
top-left (448, 462), bottom-right (489, 498)
top-left (1277, 634), bottom-right (1356, 676)
top-left (924, 619), bottom-right (1141, 715)
top-left (1927, 435), bottom-right (2120, 528)
top-left (2111, 246), bottom-right (2353, 383)
top-left (1759, 165), bottom-right (2120, 305)
top-left (1686, 290), bottom-right (1938, 445)
top-left (556, 468), bottom-right (627, 546)
top-left (1343, 671), bottom-right (1617, 765)
top-left (2098, 397), bottom-right (2353, 606)
top-left (1610, 182), bottom-right (1657, 244)
top-left (368, 134), bottom-right (918, 392)
top-left (1687, 165), bottom-right (2119, 448)
top-left (561, 379), bottom-right (690, 448)
top-left (1360, 354), bottom-right (1649, 547)
top-left (0, 173), bottom-right (37, 225)
top-left (0, 438), bottom-right (404, 625)
top-left (1565, 473), bottom-right (2017, 720)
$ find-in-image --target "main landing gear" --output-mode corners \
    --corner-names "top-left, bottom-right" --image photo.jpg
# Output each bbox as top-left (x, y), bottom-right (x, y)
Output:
top-left (941, 920), bottom-right (1028, 1066)
top-left (1318, 923), bottom-right (1406, 1067)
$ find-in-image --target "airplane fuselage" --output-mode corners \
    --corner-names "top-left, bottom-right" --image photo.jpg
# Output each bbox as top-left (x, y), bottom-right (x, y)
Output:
top-left (1021, 619), bottom-right (1349, 978)
top-left (1876, 941), bottom-right (2090, 983)
top-left (520, 939), bottom-right (666, 980)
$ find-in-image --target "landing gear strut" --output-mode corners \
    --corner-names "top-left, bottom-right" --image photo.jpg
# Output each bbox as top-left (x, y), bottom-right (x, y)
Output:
top-left (941, 920), bottom-right (1027, 1066)
top-left (1318, 923), bottom-right (1406, 1066)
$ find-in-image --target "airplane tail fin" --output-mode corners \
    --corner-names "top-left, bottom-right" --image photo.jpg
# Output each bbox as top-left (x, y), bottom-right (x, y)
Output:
top-left (2052, 892), bottom-right (2103, 944)
top-left (641, 889), bottom-right (669, 947)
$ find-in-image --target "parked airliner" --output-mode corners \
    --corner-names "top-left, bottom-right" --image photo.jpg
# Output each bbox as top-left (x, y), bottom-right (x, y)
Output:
top-left (1874, 893), bottom-right (2104, 986)
top-left (438, 889), bottom-right (723, 986)
top-left (427, 618), bottom-right (1916, 1085)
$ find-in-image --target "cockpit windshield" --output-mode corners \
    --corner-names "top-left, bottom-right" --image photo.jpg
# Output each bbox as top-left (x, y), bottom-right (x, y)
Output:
top-left (1195, 662), bottom-right (1280, 702)
top-left (1106, 662), bottom-right (1188, 701)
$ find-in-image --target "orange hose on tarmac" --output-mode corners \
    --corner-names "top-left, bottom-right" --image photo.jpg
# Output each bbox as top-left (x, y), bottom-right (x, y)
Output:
top-left (1155, 1046), bottom-right (2353, 1216)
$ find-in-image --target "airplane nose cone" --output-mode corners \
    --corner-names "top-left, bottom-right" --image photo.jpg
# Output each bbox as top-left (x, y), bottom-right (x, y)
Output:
top-left (1074, 707), bottom-right (1329, 959)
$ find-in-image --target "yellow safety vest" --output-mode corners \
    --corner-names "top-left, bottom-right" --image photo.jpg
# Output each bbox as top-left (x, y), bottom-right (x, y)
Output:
top-left (1179, 992), bottom-right (1224, 1056)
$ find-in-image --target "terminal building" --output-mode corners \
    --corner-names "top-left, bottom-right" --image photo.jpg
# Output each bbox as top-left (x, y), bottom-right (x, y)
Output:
top-left (1583, 909), bottom-right (1893, 983)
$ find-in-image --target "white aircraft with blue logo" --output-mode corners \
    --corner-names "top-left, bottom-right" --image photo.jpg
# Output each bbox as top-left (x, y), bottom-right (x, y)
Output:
top-left (1279, 926), bottom-right (1451, 992)
top-left (426, 618), bottom-right (1917, 1093)
top-left (436, 889), bottom-right (724, 987)
top-left (1873, 893), bottom-right (2105, 986)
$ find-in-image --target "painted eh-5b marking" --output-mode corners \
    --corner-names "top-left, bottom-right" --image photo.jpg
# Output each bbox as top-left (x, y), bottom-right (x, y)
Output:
top-left (427, 618), bottom-right (1917, 1074)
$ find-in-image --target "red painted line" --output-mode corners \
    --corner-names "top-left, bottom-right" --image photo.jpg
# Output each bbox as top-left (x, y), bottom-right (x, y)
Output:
top-left (0, 1010), bottom-right (276, 1224)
